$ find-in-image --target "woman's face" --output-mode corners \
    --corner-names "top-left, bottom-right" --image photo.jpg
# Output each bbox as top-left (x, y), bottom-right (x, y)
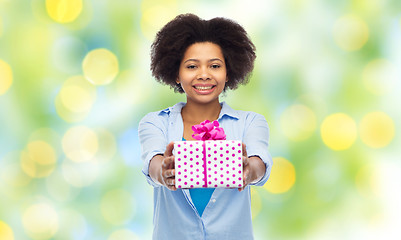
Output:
top-left (177, 42), bottom-right (227, 105)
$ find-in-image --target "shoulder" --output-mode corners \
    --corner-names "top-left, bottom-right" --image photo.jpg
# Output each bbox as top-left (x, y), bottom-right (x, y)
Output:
top-left (221, 102), bottom-right (267, 123)
top-left (139, 102), bottom-right (185, 129)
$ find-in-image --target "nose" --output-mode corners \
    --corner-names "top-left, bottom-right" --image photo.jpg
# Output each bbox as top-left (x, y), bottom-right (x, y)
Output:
top-left (197, 66), bottom-right (211, 80)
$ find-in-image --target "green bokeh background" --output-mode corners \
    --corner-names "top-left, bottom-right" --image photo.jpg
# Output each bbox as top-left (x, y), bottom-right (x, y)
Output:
top-left (1, 0), bottom-right (400, 239)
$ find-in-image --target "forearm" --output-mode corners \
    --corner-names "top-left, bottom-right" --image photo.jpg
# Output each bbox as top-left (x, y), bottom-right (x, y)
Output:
top-left (149, 154), bottom-right (164, 185)
top-left (248, 156), bottom-right (266, 184)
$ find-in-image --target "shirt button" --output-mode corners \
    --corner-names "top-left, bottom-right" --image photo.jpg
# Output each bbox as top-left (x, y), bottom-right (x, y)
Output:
top-left (212, 199), bottom-right (216, 203)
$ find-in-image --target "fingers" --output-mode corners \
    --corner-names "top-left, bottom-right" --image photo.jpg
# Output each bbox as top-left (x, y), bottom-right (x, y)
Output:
top-left (162, 168), bottom-right (175, 178)
top-left (239, 158), bottom-right (250, 192)
top-left (242, 143), bottom-right (248, 157)
top-left (161, 155), bottom-right (176, 191)
top-left (242, 156), bottom-right (249, 166)
top-left (164, 142), bottom-right (175, 157)
top-left (162, 155), bottom-right (175, 170)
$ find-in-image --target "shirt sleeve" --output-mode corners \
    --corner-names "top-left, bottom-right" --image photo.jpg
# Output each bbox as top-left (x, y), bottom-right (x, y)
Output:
top-left (242, 113), bottom-right (273, 186)
top-left (138, 112), bottom-right (168, 187)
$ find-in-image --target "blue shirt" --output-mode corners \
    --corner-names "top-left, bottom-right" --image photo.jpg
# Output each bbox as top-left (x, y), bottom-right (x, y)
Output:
top-left (182, 137), bottom-right (216, 216)
top-left (138, 102), bottom-right (273, 240)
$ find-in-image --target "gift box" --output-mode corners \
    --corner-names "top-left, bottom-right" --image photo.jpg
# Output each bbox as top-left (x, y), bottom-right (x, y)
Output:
top-left (174, 140), bottom-right (243, 189)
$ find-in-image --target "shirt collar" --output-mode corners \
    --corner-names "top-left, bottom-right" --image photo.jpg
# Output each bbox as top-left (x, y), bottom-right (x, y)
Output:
top-left (159, 101), bottom-right (239, 120)
top-left (218, 101), bottom-right (239, 120)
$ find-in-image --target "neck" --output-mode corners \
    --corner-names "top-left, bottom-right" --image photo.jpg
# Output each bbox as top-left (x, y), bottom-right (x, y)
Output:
top-left (182, 99), bottom-right (222, 124)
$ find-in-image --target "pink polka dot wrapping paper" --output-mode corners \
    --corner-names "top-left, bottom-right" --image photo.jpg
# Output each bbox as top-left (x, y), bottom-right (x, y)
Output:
top-left (174, 140), bottom-right (243, 189)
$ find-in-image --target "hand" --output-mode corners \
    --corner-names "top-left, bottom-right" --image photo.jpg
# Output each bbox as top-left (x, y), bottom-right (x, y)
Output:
top-left (238, 143), bottom-right (265, 192)
top-left (159, 142), bottom-right (176, 191)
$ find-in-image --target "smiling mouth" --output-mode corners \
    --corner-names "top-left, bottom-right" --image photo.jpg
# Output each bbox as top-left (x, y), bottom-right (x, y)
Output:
top-left (193, 85), bottom-right (215, 90)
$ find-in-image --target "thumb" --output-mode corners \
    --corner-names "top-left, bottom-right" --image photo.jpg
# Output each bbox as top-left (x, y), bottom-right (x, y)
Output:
top-left (242, 143), bottom-right (248, 157)
top-left (164, 142), bottom-right (175, 157)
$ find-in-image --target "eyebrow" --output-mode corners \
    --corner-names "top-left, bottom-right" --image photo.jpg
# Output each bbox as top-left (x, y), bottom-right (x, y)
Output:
top-left (183, 58), bottom-right (224, 64)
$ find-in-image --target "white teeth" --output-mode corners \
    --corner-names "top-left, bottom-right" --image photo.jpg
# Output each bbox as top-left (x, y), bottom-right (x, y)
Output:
top-left (195, 86), bottom-right (213, 90)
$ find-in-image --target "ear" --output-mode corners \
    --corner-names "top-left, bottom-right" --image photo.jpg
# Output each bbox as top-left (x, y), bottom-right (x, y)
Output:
top-left (176, 78), bottom-right (180, 84)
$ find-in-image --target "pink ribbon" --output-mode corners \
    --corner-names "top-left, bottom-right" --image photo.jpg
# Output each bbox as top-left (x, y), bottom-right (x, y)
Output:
top-left (192, 120), bottom-right (226, 187)
top-left (191, 120), bottom-right (226, 141)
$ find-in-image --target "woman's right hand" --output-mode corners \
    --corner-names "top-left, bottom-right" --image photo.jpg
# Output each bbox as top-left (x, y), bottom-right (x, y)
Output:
top-left (149, 142), bottom-right (177, 190)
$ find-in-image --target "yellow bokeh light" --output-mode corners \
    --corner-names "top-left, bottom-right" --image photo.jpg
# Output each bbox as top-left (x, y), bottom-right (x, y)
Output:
top-left (46, 0), bottom-right (83, 23)
top-left (280, 104), bottom-right (317, 141)
top-left (55, 94), bottom-right (88, 123)
top-left (60, 85), bottom-right (94, 113)
top-left (362, 59), bottom-right (397, 95)
top-left (359, 112), bottom-right (395, 148)
top-left (20, 141), bottom-right (57, 178)
top-left (82, 48), bottom-right (119, 85)
top-left (321, 113), bottom-right (357, 151)
top-left (0, 221), bottom-right (14, 240)
top-left (140, 0), bottom-right (177, 41)
top-left (61, 159), bottom-right (99, 187)
top-left (264, 157), bottom-right (296, 194)
top-left (333, 15), bottom-right (369, 51)
top-left (108, 229), bottom-right (139, 240)
top-left (22, 203), bottom-right (59, 239)
top-left (55, 75), bottom-right (96, 122)
top-left (251, 187), bottom-right (262, 219)
top-left (101, 189), bottom-right (136, 225)
top-left (62, 125), bottom-right (98, 162)
top-left (0, 59), bottom-right (13, 95)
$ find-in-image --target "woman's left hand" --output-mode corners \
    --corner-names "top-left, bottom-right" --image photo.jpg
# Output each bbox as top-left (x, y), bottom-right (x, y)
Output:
top-left (239, 143), bottom-right (266, 192)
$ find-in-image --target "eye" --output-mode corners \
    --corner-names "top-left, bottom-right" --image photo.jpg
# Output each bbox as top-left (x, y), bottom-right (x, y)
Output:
top-left (186, 65), bottom-right (197, 69)
top-left (211, 64), bottom-right (220, 69)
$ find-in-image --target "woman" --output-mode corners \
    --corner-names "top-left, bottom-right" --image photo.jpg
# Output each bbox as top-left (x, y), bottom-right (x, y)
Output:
top-left (139, 13), bottom-right (273, 240)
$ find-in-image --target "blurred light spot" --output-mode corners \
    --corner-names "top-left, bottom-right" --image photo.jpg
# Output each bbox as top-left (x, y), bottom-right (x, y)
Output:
top-left (62, 125), bottom-right (98, 162)
top-left (60, 76), bottom-right (96, 112)
top-left (61, 158), bottom-right (99, 187)
top-left (0, 152), bottom-right (32, 189)
top-left (355, 164), bottom-right (380, 198)
top-left (0, 59), bottom-right (13, 95)
top-left (55, 94), bottom-right (88, 122)
top-left (251, 187), bottom-right (262, 219)
top-left (108, 229), bottom-right (139, 240)
top-left (82, 48), bottom-right (119, 85)
top-left (140, 1), bottom-right (177, 41)
top-left (55, 209), bottom-right (87, 240)
top-left (321, 113), bottom-right (357, 151)
top-left (362, 59), bottom-right (397, 95)
top-left (60, 85), bottom-right (93, 112)
top-left (101, 189), bottom-right (136, 225)
top-left (46, 0), bottom-right (83, 23)
top-left (0, 220), bottom-right (14, 240)
top-left (29, 128), bottom-right (62, 156)
top-left (22, 203), bottom-right (59, 239)
top-left (55, 76), bottom-right (96, 122)
top-left (46, 170), bottom-right (80, 202)
top-left (264, 157), bottom-right (296, 194)
top-left (359, 112), bottom-right (395, 148)
top-left (52, 36), bottom-right (87, 74)
top-left (280, 104), bottom-right (317, 141)
top-left (94, 128), bottom-right (117, 163)
top-left (20, 141), bottom-right (57, 178)
top-left (333, 15), bottom-right (369, 51)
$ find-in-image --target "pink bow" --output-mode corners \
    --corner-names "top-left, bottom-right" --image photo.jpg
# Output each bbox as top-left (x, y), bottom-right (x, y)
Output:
top-left (192, 120), bottom-right (226, 141)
